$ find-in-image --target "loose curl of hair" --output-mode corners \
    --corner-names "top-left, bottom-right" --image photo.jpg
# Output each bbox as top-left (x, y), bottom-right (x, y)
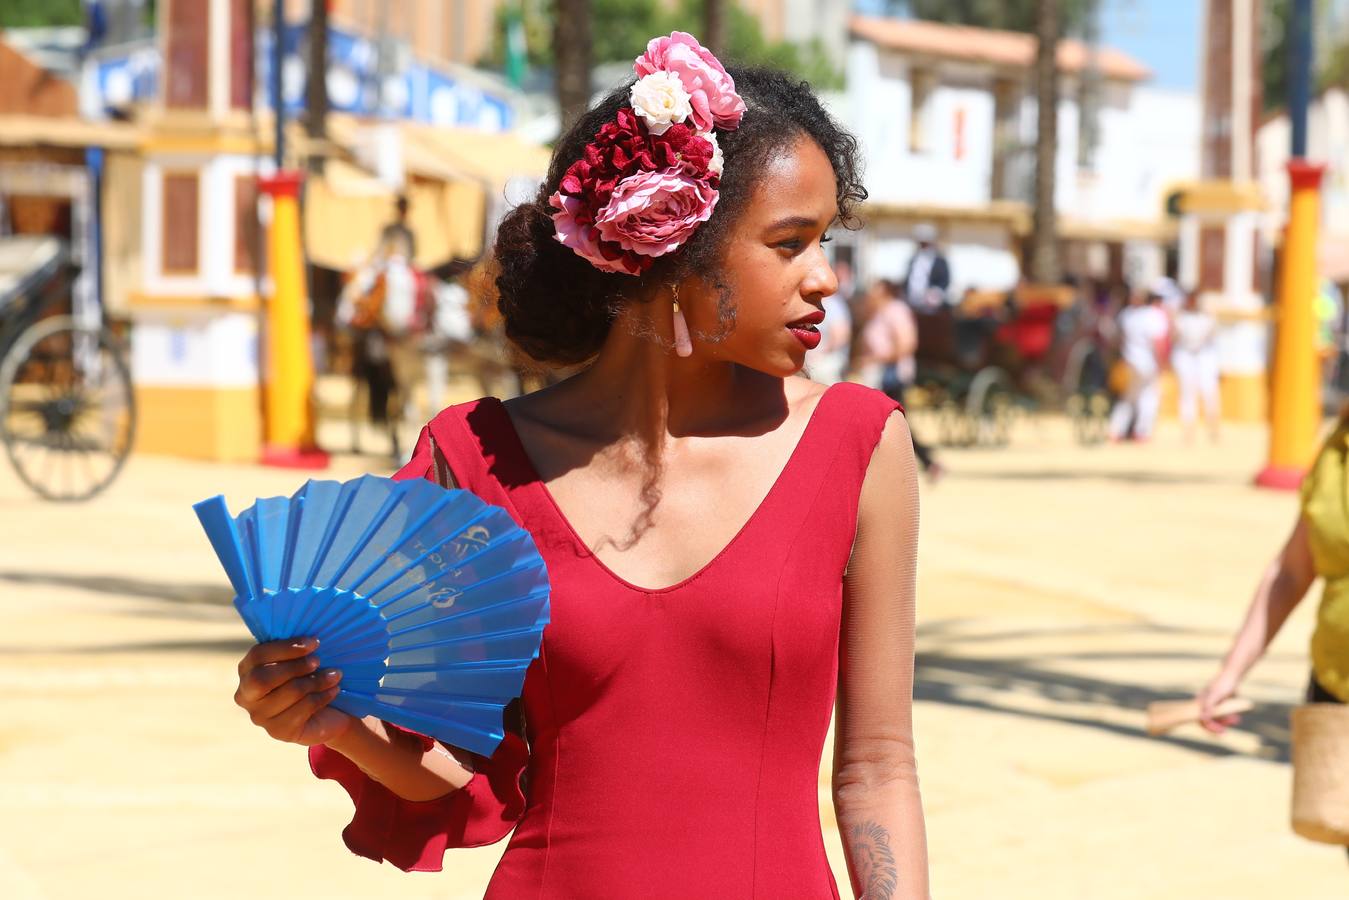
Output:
top-left (493, 66), bottom-right (867, 367)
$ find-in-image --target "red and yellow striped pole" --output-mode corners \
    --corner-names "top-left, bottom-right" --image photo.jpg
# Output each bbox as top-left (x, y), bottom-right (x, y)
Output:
top-left (1255, 160), bottom-right (1325, 490)
top-left (259, 170), bottom-right (329, 469)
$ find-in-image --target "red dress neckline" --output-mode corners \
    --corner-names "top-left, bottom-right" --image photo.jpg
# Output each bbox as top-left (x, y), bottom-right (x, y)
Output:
top-left (480, 383), bottom-right (839, 595)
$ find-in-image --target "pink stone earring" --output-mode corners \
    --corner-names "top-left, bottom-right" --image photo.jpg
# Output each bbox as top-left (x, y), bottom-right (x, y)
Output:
top-left (671, 286), bottom-right (693, 358)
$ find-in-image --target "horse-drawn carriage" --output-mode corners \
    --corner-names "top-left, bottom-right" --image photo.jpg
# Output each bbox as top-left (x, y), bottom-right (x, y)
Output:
top-left (0, 236), bottom-right (135, 500)
top-left (911, 284), bottom-right (1112, 447)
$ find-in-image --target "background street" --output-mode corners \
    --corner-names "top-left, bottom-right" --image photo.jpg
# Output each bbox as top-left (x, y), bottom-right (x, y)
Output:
top-left (2, 407), bottom-right (1343, 899)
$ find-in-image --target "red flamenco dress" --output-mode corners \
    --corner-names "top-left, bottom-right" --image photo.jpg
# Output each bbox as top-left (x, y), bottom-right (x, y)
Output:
top-left (309, 382), bottom-right (901, 897)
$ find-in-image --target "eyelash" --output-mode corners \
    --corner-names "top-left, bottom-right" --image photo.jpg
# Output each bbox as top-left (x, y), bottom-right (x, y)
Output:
top-left (778, 233), bottom-right (833, 251)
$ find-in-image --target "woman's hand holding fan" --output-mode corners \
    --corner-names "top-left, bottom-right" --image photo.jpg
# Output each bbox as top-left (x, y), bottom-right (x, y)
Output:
top-left (234, 636), bottom-right (354, 747)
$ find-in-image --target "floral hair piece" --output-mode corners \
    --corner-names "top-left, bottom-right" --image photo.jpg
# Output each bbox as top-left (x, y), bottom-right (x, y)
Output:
top-left (549, 32), bottom-right (746, 276)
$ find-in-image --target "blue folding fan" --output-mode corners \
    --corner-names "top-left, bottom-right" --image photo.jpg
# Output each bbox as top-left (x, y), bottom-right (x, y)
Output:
top-left (193, 474), bottom-right (550, 757)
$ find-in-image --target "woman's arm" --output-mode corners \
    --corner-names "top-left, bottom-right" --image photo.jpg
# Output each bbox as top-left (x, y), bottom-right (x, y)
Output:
top-left (322, 716), bottom-right (478, 801)
top-left (834, 411), bottom-right (929, 900)
top-left (1198, 514), bottom-right (1318, 733)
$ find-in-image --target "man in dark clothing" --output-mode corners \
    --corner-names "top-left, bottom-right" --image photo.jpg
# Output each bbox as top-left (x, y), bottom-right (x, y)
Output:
top-left (902, 223), bottom-right (951, 313)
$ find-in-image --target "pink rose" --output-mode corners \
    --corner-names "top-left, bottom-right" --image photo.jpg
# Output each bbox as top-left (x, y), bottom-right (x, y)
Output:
top-left (634, 32), bottom-right (746, 132)
top-left (549, 191), bottom-right (644, 275)
top-left (593, 168), bottom-right (719, 260)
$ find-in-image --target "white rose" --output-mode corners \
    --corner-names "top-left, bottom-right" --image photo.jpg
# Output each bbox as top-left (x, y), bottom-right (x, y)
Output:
top-left (704, 131), bottom-right (724, 177)
top-left (629, 71), bottom-right (693, 135)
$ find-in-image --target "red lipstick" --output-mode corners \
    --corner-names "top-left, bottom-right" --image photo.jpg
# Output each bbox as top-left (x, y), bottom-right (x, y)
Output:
top-left (786, 310), bottom-right (825, 350)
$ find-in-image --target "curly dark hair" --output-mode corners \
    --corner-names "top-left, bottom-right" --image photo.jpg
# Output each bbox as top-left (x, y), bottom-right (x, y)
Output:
top-left (493, 66), bottom-right (867, 368)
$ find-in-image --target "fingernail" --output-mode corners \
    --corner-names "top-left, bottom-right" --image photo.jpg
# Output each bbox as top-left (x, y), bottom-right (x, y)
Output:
top-left (323, 668), bottom-right (341, 680)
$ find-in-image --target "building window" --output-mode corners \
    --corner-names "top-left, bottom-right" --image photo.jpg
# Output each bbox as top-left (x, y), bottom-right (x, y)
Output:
top-left (229, 0), bottom-right (253, 110)
top-left (162, 172), bottom-right (199, 274)
top-left (909, 68), bottom-right (936, 154)
top-left (1198, 225), bottom-right (1225, 292)
top-left (165, 0), bottom-right (210, 109)
top-left (234, 175), bottom-right (261, 274)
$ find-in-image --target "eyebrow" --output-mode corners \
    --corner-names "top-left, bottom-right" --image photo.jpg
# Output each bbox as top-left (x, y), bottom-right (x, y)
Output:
top-left (764, 215), bottom-right (822, 232)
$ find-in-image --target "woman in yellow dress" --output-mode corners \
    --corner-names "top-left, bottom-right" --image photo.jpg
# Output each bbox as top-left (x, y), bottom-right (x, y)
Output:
top-left (1198, 407), bottom-right (1349, 850)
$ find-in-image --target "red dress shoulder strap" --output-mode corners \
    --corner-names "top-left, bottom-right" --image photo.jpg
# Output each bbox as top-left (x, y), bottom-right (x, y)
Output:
top-left (817, 381), bottom-right (903, 465)
top-left (396, 399), bottom-right (529, 524)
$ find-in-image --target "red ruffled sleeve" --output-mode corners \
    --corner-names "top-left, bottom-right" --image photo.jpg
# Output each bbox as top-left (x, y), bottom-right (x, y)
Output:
top-left (306, 423), bottom-right (530, 871)
top-left (307, 727), bottom-right (529, 871)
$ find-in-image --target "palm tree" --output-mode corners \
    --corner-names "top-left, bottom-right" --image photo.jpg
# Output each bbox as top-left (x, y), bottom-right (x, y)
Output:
top-left (1029, 0), bottom-right (1061, 284)
top-left (704, 0), bottom-right (727, 57)
top-left (555, 0), bottom-right (593, 132)
top-left (305, 0), bottom-right (329, 175)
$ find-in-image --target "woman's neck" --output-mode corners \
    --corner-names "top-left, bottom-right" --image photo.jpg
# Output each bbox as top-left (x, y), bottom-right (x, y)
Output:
top-left (543, 302), bottom-right (787, 450)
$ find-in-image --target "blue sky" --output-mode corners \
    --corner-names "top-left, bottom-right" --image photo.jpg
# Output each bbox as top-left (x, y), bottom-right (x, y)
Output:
top-left (1099, 0), bottom-right (1203, 91)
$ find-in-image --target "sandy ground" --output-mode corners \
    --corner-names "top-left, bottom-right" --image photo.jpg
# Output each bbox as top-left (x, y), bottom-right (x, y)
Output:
top-left (1, 394), bottom-right (1345, 899)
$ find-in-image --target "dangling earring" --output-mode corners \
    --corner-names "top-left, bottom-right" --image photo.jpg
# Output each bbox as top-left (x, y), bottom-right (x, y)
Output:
top-left (670, 284), bottom-right (693, 358)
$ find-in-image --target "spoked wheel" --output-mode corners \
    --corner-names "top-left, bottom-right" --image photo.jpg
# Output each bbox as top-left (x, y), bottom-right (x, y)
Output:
top-left (966, 366), bottom-right (1013, 447)
top-left (0, 316), bottom-right (135, 501)
top-left (1062, 339), bottom-right (1111, 446)
top-left (1069, 391), bottom-right (1112, 445)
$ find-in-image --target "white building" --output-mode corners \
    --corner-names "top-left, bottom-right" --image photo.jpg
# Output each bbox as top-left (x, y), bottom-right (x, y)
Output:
top-left (840, 15), bottom-right (1202, 296)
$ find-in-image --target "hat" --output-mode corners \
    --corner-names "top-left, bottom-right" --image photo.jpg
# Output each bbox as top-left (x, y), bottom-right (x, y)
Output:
top-left (913, 223), bottom-right (938, 243)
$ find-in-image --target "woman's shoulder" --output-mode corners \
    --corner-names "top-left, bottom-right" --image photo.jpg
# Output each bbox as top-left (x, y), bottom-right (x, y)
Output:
top-left (812, 381), bottom-right (905, 461)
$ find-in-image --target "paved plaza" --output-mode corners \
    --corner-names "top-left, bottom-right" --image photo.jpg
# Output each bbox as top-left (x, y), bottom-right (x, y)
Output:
top-left (1, 401), bottom-right (1345, 899)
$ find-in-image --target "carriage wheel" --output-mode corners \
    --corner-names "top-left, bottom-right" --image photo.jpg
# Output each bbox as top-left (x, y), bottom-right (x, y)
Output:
top-left (1067, 392), bottom-right (1111, 445)
top-left (1061, 339), bottom-right (1111, 446)
top-left (966, 367), bottom-right (1013, 447)
top-left (0, 316), bottom-right (135, 501)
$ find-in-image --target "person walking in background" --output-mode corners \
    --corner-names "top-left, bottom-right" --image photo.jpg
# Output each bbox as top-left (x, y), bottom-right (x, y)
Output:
top-left (861, 280), bottom-right (943, 481)
top-left (1171, 290), bottom-right (1221, 444)
top-left (337, 194), bottom-right (425, 462)
top-left (378, 194), bottom-right (417, 262)
top-left (902, 224), bottom-right (951, 313)
top-left (1108, 286), bottom-right (1169, 443)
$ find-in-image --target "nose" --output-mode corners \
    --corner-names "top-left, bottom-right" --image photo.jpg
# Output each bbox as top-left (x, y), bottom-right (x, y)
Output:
top-left (803, 246), bottom-right (839, 300)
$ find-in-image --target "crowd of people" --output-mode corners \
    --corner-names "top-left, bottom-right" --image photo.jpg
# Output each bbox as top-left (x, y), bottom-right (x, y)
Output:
top-left (805, 229), bottom-right (1349, 457)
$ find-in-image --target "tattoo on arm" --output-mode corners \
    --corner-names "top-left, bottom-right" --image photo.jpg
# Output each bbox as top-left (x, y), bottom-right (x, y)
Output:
top-left (849, 820), bottom-right (898, 900)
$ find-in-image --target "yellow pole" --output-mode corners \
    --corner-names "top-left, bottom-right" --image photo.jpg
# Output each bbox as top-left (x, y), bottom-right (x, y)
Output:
top-left (259, 171), bottom-right (329, 469)
top-left (1256, 160), bottom-right (1325, 490)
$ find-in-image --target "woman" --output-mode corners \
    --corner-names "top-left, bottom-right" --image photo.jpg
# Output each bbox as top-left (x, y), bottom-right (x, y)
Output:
top-left (1198, 408), bottom-right (1349, 855)
top-left (860, 279), bottom-right (941, 480)
top-left (232, 35), bottom-right (929, 899)
top-left (1171, 291), bottom-right (1221, 444)
top-left (1108, 286), bottom-right (1168, 442)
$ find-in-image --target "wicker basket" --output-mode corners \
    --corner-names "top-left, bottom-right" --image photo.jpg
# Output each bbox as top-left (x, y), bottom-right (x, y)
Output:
top-left (1290, 703), bottom-right (1349, 845)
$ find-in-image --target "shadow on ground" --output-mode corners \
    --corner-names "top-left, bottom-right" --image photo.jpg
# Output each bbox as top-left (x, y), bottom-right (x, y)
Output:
top-left (946, 468), bottom-right (1241, 486)
top-left (3, 569), bottom-right (1295, 761)
top-left (0, 570), bottom-right (233, 606)
top-left (915, 619), bottom-right (1295, 763)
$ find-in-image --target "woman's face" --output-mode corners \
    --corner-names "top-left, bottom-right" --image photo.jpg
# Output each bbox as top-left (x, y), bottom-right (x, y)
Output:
top-left (683, 135), bottom-right (840, 377)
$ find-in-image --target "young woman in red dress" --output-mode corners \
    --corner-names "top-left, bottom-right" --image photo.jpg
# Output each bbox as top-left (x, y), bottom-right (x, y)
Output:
top-left (232, 35), bottom-right (929, 899)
